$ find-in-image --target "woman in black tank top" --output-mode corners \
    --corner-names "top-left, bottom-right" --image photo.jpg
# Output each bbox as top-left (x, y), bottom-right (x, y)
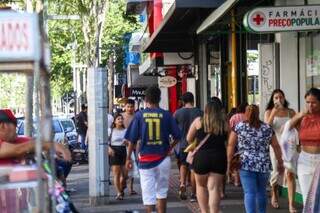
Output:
top-left (186, 97), bottom-right (228, 213)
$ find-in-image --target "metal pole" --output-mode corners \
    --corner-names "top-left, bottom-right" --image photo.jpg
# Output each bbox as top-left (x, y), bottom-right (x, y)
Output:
top-left (41, 0), bottom-right (57, 211)
top-left (72, 40), bottom-right (77, 116)
top-left (25, 74), bottom-right (34, 136)
top-left (33, 60), bottom-right (45, 211)
top-left (231, 9), bottom-right (238, 108)
top-left (24, 0), bottom-right (34, 138)
top-left (108, 55), bottom-right (114, 114)
top-left (40, 68), bottom-right (56, 213)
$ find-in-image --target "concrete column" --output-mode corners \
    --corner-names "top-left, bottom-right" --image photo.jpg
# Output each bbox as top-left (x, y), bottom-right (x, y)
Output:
top-left (276, 33), bottom-right (299, 111)
top-left (87, 67), bottom-right (109, 205)
top-left (198, 41), bottom-right (208, 109)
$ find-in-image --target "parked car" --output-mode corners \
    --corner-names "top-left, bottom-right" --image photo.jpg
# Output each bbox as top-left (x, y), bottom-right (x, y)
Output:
top-left (16, 117), bottom-right (78, 147)
top-left (56, 116), bottom-right (78, 146)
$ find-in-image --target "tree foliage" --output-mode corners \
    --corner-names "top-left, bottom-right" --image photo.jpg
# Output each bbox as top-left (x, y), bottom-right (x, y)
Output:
top-left (101, 0), bottom-right (141, 72)
top-left (0, 73), bottom-right (25, 113)
top-left (48, 0), bottom-right (141, 98)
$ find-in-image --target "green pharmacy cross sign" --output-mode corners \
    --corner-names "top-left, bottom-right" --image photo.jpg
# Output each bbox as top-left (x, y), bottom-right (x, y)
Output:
top-left (244, 5), bottom-right (320, 33)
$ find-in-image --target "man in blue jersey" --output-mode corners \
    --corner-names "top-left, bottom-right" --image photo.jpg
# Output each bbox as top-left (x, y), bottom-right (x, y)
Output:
top-left (125, 86), bottom-right (181, 213)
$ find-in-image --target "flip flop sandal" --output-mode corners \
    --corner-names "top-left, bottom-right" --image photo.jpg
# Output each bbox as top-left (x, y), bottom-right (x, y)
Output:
top-left (129, 190), bottom-right (138, 195)
top-left (289, 207), bottom-right (298, 213)
top-left (116, 193), bottom-right (124, 200)
top-left (271, 199), bottom-right (280, 209)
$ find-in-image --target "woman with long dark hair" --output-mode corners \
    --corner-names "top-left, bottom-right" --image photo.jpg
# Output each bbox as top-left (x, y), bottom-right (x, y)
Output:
top-left (290, 88), bottom-right (320, 207)
top-left (186, 97), bottom-right (228, 213)
top-left (264, 89), bottom-right (296, 212)
top-left (228, 105), bottom-right (284, 213)
top-left (108, 113), bottom-right (127, 200)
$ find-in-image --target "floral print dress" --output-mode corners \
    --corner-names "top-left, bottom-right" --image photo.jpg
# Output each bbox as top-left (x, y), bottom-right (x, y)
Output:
top-left (234, 121), bottom-right (274, 173)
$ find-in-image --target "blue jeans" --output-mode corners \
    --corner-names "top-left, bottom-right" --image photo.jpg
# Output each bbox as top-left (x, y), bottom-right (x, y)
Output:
top-left (78, 133), bottom-right (87, 150)
top-left (239, 169), bottom-right (270, 213)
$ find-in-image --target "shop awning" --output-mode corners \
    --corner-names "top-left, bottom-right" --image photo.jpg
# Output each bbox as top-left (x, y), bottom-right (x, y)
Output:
top-left (142, 0), bottom-right (225, 53)
top-left (197, 0), bottom-right (240, 34)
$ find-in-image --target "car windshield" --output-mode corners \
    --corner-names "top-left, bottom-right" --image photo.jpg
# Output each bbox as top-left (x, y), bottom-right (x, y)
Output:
top-left (53, 120), bottom-right (63, 133)
top-left (18, 120), bottom-right (63, 135)
top-left (60, 120), bottom-right (74, 131)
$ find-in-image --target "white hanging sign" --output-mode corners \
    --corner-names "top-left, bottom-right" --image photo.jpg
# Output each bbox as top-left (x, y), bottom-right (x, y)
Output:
top-left (158, 76), bottom-right (177, 88)
top-left (0, 12), bottom-right (41, 62)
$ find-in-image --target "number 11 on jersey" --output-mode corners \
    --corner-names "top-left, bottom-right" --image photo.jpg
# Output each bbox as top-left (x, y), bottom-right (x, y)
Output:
top-left (145, 118), bottom-right (160, 141)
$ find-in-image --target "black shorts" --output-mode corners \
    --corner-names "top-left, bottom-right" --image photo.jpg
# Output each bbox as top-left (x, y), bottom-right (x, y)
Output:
top-left (109, 146), bottom-right (127, 166)
top-left (192, 149), bottom-right (227, 175)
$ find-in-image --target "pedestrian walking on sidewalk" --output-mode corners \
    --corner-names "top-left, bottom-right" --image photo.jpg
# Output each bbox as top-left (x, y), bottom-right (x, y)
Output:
top-left (108, 113), bottom-right (127, 200)
top-left (186, 97), bottom-right (228, 213)
top-left (76, 104), bottom-right (88, 150)
top-left (264, 89), bottom-right (296, 212)
top-left (289, 88), bottom-right (320, 207)
top-left (125, 86), bottom-right (181, 213)
top-left (122, 99), bottom-right (139, 195)
top-left (174, 92), bottom-right (202, 201)
top-left (228, 102), bottom-right (248, 187)
top-left (228, 104), bottom-right (284, 213)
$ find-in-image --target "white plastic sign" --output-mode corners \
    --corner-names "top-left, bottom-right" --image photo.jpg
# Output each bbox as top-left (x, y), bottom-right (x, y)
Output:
top-left (0, 12), bottom-right (41, 62)
top-left (244, 5), bottom-right (320, 32)
top-left (158, 76), bottom-right (177, 88)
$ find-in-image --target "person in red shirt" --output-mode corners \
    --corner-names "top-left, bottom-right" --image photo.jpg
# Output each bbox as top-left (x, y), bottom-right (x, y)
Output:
top-left (0, 109), bottom-right (71, 213)
top-left (0, 109), bottom-right (71, 164)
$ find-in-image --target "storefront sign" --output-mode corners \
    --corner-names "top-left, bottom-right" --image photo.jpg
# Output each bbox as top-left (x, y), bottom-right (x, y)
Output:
top-left (158, 76), bottom-right (177, 88)
top-left (0, 12), bottom-right (40, 62)
top-left (244, 5), bottom-right (320, 32)
top-left (129, 87), bottom-right (146, 97)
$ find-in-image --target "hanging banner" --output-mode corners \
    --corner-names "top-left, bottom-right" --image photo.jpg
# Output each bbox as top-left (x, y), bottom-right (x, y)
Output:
top-left (0, 12), bottom-right (41, 62)
top-left (244, 5), bottom-right (320, 33)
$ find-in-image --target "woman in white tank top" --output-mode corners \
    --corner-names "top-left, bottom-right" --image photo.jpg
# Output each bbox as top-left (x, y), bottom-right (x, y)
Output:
top-left (264, 89), bottom-right (296, 213)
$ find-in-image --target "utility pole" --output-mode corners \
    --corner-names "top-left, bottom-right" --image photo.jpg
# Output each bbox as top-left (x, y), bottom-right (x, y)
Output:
top-left (24, 0), bottom-right (34, 137)
top-left (72, 40), bottom-right (78, 116)
top-left (108, 54), bottom-right (114, 114)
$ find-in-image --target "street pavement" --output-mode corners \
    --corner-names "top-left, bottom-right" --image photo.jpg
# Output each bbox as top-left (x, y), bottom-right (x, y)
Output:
top-left (67, 161), bottom-right (303, 213)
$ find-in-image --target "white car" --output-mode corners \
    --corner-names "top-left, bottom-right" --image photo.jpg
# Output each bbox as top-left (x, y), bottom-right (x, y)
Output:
top-left (17, 117), bottom-right (78, 146)
top-left (56, 116), bottom-right (78, 146)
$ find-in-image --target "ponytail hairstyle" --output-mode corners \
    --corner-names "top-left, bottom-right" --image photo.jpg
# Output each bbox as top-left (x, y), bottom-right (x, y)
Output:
top-left (245, 104), bottom-right (261, 128)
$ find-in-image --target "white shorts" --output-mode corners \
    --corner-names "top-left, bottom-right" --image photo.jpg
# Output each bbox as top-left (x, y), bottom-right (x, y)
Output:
top-left (139, 157), bottom-right (171, 205)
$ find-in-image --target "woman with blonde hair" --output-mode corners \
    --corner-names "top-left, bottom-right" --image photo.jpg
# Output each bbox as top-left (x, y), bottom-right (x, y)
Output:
top-left (228, 105), bottom-right (284, 213)
top-left (186, 97), bottom-right (228, 213)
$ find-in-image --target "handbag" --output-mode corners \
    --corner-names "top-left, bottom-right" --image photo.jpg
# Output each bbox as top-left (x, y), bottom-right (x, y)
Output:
top-left (229, 152), bottom-right (241, 172)
top-left (184, 140), bottom-right (197, 153)
top-left (186, 134), bottom-right (210, 165)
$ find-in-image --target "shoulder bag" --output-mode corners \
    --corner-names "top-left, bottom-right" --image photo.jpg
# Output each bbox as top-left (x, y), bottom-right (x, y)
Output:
top-left (186, 134), bottom-right (210, 165)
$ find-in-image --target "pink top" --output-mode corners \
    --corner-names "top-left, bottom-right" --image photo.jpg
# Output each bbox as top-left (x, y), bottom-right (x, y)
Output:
top-left (229, 113), bottom-right (246, 129)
